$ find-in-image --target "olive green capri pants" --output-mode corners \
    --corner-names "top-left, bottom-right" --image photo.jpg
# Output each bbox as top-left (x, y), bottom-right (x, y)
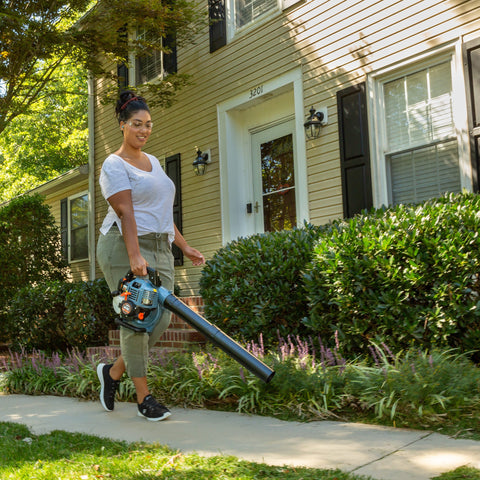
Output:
top-left (97, 225), bottom-right (174, 378)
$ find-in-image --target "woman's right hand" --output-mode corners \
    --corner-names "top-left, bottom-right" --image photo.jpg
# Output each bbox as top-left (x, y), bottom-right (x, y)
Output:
top-left (130, 254), bottom-right (148, 276)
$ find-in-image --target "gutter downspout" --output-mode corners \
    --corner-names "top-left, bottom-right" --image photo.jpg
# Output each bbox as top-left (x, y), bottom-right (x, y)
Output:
top-left (87, 74), bottom-right (96, 281)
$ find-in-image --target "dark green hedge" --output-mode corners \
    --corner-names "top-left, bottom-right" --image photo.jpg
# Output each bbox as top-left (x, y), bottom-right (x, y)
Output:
top-left (304, 192), bottom-right (480, 355)
top-left (5, 278), bottom-right (117, 352)
top-left (0, 194), bottom-right (117, 352)
top-left (199, 224), bottom-right (324, 346)
top-left (200, 193), bottom-right (480, 357)
top-left (0, 194), bottom-right (68, 342)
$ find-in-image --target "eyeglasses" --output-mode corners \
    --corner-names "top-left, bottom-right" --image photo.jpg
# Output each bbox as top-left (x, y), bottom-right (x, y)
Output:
top-left (127, 120), bottom-right (153, 130)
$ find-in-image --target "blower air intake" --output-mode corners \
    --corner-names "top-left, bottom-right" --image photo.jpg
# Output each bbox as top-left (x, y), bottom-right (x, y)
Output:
top-left (112, 268), bottom-right (275, 383)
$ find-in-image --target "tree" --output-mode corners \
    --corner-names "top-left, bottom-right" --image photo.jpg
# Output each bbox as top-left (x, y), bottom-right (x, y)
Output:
top-left (0, 0), bottom-right (203, 136)
top-left (0, 59), bottom-right (88, 202)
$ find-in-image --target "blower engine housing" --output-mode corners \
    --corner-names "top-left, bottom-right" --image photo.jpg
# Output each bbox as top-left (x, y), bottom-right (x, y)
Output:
top-left (112, 270), bottom-right (167, 333)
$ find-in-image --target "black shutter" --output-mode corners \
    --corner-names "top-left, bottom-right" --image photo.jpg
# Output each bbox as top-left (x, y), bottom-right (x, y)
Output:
top-left (117, 63), bottom-right (129, 90)
top-left (117, 25), bottom-right (129, 89)
top-left (337, 82), bottom-right (373, 218)
top-left (60, 198), bottom-right (68, 262)
top-left (165, 154), bottom-right (183, 266)
top-left (463, 38), bottom-right (480, 192)
top-left (209, 0), bottom-right (227, 53)
top-left (163, 32), bottom-right (177, 75)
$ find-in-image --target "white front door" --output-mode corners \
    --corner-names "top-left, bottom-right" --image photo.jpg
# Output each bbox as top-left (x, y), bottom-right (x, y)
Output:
top-left (251, 120), bottom-right (297, 233)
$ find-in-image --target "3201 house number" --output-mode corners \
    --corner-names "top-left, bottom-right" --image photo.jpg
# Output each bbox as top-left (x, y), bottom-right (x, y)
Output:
top-left (249, 85), bottom-right (264, 98)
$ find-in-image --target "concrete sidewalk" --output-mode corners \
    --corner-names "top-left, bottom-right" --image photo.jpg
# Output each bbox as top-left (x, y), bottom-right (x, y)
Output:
top-left (1, 394), bottom-right (479, 480)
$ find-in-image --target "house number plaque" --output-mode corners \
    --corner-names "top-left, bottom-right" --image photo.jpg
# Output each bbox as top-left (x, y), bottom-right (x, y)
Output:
top-left (249, 85), bottom-right (264, 99)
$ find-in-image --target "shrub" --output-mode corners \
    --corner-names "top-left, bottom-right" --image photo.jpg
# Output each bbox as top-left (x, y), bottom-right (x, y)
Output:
top-left (199, 224), bottom-right (324, 346)
top-left (0, 194), bottom-right (68, 342)
top-left (6, 281), bottom-right (69, 352)
top-left (5, 278), bottom-right (116, 352)
top-left (3, 341), bottom-right (480, 430)
top-left (344, 346), bottom-right (480, 421)
top-left (64, 278), bottom-right (117, 351)
top-left (303, 192), bottom-right (480, 356)
top-left (200, 192), bottom-right (480, 358)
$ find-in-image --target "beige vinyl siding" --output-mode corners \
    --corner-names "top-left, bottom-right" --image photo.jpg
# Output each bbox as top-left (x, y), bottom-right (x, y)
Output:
top-left (93, 0), bottom-right (480, 293)
top-left (42, 181), bottom-right (89, 283)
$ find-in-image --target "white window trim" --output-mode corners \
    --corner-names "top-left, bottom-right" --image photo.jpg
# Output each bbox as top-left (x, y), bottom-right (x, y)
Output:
top-left (68, 190), bottom-right (89, 264)
top-left (367, 41), bottom-right (471, 208)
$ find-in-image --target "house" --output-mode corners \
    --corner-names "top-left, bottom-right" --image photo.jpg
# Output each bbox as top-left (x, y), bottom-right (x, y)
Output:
top-left (55, 0), bottom-right (480, 293)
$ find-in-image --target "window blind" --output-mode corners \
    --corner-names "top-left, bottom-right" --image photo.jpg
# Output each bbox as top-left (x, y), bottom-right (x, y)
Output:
top-left (383, 60), bottom-right (460, 205)
top-left (388, 140), bottom-right (460, 205)
top-left (235, 0), bottom-right (277, 28)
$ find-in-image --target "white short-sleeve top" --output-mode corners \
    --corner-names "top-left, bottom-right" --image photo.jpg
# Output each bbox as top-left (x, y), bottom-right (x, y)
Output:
top-left (99, 153), bottom-right (175, 244)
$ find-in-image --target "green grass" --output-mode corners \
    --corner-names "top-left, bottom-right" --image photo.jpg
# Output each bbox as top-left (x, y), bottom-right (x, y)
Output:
top-left (3, 422), bottom-right (479, 480)
top-left (0, 421), bottom-right (373, 480)
top-left (431, 466), bottom-right (480, 479)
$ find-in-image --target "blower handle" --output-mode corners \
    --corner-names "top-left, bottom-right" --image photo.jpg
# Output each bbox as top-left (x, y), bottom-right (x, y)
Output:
top-left (117, 267), bottom-right (161, 289)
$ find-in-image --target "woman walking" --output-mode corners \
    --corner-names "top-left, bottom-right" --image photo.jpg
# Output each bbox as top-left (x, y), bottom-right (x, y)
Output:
top-left (96, 90), bottom-right (205, 421)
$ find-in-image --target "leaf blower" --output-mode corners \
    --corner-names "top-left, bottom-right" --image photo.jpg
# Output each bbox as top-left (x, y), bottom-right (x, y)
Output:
top-left (112, 268), bottom-right (275, 383)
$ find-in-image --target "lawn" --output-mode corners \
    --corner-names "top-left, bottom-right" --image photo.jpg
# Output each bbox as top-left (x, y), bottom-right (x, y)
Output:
top-left (0, 421), bottom-right (374, 480)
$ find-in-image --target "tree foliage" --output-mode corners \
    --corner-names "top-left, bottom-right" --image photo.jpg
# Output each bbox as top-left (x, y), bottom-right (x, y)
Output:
top-left (0, 59), bottom-right (88, 202)
top-left (0, 0), bottom-right (204, 135)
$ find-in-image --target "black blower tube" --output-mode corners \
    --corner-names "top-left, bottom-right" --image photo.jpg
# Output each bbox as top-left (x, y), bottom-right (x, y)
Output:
top-left (162, 293), bottom-right (275, 383)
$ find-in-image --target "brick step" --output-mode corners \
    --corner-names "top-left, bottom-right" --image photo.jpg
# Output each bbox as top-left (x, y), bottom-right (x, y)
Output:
top-left (108, 327), bottom-right (205, 347)
top-left (86, 345), bottom-right (122, 359)
top-left (86, 345), bottom-right (182, 359)
top-left (87, 296), bottom-right (207, 358)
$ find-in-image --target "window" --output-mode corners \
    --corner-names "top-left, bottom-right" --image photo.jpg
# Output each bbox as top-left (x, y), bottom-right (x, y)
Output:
top-left (209, 0), bottom-right (300, 52)
top-left (235, 0), bottom-right (278, 29)
top-left (384, 61), bottom-right (460, 205)
top-left (370, 52), bottom-right (469, 206)
top-left (61, 192), bottom-right (88, 263)
top-left (117, 28), bottom-right (177, 87)
top-left (135, 28), bottom-right (177, 84)
top-left (70, 193), bottom-right (88, 261)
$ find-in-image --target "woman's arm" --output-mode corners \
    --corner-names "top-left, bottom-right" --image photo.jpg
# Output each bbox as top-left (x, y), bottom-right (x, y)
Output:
top-left (107, 189), bottom-right (148, 276)
top-left (173, 224), bottom-right (205, 266)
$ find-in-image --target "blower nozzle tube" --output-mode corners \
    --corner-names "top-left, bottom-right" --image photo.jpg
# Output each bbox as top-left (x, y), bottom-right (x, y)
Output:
top-left (162, 293), bottom-right (275, 383)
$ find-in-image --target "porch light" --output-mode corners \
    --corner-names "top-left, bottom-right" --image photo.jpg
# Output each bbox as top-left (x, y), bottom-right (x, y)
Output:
top-left (304, 106), bottom-right (326, 139)
top-left (193, 149), bottom-right (209, 176)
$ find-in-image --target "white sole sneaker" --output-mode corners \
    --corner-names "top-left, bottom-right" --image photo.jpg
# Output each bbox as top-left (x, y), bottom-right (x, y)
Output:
top-left (137, 409), bottom-right (172, 422)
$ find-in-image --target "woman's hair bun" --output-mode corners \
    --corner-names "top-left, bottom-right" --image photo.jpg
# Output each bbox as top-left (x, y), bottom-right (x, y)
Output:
top-left (115, 90), bottom-right (149, 122)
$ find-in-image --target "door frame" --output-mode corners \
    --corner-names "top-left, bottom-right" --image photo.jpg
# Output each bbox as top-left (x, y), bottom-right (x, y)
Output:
top-left (217, 68), bottom-right (309, 243)
top-left (463, 36), bottom-right (480, 192)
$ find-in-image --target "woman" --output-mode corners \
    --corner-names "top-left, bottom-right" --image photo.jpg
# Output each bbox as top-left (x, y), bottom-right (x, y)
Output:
top-left (96, 91), bottom-right (205, 421)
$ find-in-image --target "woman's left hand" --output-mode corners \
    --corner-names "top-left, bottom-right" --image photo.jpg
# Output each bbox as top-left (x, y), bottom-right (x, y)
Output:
top-left (183, 246), bottom-right (205, 266)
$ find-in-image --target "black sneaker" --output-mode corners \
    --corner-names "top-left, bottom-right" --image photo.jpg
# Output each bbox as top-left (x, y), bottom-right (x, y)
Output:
top-left (97, 363), bottom-right (120, 412)
top-left (137, 395), bottom-right (171, 421)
